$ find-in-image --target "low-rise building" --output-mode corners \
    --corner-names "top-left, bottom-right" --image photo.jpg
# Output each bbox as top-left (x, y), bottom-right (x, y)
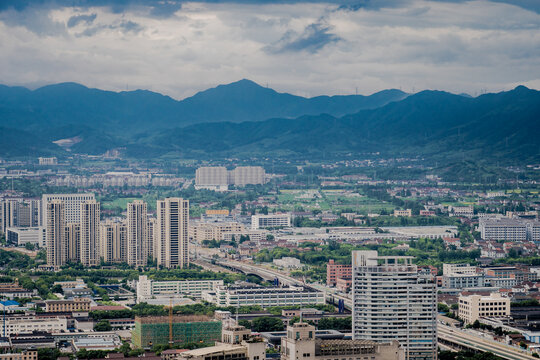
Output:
top-left (393, 209), bottom-right (412, 217)
top-left (203, 284), bottom-right (325, 307)
top-left (6, 227), bottom-right (46, 247)
top-left (281, 322), bottom-right (403, 360)
top-left (326, 260), bottom-right (352, 287)
top-left (0, 350), bottom-right (37, 360)
top-left (0, 315), bottom-right (68, 336)
top-left (45, 298), bottom-right (91, 312)
top-left (458, 292), bottom-right (511, 324)
top-left (251, 214), bottom-right (291, 229)
top-left (136, 276), bottom-right (223, 301)
top-left (273, 257), bottom-right (302, 269)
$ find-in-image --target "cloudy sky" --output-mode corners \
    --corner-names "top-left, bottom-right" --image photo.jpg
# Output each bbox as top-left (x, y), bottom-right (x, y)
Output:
top-left (0, 0), bottom-right (539, 99)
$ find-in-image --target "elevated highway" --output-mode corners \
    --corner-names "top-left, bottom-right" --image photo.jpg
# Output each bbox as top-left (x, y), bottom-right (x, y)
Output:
top-left (438, 323), bottom-right (538, 360)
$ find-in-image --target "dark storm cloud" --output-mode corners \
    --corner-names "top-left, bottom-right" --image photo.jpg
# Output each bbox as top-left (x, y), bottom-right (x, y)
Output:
top-left (67, 13), bottom-right (97, 28)
top-left (265, 20), bottom-right (341, 54)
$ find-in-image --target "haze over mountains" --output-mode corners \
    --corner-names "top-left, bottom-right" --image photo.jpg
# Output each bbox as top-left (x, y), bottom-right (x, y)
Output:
top-left (0, 80), bottom-right (538, 163)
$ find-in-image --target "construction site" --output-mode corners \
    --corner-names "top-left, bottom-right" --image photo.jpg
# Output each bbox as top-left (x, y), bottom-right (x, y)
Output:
top-left (131, 315), bottom-right (222, 349)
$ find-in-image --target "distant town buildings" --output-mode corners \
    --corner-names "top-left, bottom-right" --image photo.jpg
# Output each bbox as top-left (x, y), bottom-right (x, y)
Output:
top-left (38, 157), bottom-right (57, 166)
top-left (195, 166), bottom-right (266, 191)
top-left (479, 218), bottom-right (540, 241)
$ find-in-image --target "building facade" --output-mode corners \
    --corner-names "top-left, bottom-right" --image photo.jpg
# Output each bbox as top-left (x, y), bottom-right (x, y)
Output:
top-left (80, 200), bottom-right (100, 267)
top-left (100, 220), bottom-right (127, 263)
top-left (42, 193), bottom-right (95, 225)
top-left (458, 292), bottom-right (510, 324)
top-left (352, 251), bottom-right (437, 360)
top-left (251, 214), bottom-right (291, 229)
top-left (281, 322), bottom-right (403, 360)
top-left (46, 200), bottom-right (67, 267)
top-left (156, 198), bottom-right (189, 268)
top-left (127, 200), bottom-right (148, 267)
top-left (326, 259), bottom-right (352, 286)
top-left (136, 275), bottom-right (223, 301)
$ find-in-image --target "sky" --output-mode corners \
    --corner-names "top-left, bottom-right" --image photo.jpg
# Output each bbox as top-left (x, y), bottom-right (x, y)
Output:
top-left (0, 0), bottom-right (539, 99)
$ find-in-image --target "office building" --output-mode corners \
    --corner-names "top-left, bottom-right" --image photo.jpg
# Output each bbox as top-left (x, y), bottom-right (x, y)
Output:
top-left (195, 167), bottom-right (228, 191)
top-left (46, 200), bottom-right (67, 267)
top-left (156, 198), bottom-right (189, 268)
top-left (251, 213), bottom-right (291, 229)
top-left (42, 193), bottom-right (95, 225)
top-left (6, 226), bottom-right (45, 247)
top-left (458, 292), bottom-right (510, 324)
top-left (326, 259), bottom-right (352, 286)
top-left (80, 200), bottom-right (100, 267)
top-left (136, 275), bottom-right (223, 301)
top-left (441, 273), bottom-right (485, 289)
top-left (100, 220), bottom-right (127, 263)
top-left (127, 200), bottom-right (148, 267)
top-left (203, 284), bottom-right (325, 307)
top-left (65, 223), bottom-right (80, 262)
top-left (352, 251), bottom-right (437, 360)
top-left (281, 322), bottom-right (403, 360)
top-left (132, 315), bottom-right (221, 348)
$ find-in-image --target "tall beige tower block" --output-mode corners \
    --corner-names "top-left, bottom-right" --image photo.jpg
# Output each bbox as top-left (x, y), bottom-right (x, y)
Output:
top-left (156, 198), bottom-right (189, 268)
top-left (127, 200), bottom-right (148, 267)
top-left (80, 200), bottom-right (100, 267)
top-left (46, 200), bottom-right (67, 267)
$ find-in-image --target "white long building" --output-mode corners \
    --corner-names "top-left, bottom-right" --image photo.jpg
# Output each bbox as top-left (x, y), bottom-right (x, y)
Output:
top-left (352, 251), bottom-right (437, 360)
top-left (479, 218), bottom-right (540, 241)
top-left (203, 284), bottom-right (325, 307)
top-left (251, 213), bottom-right (291, 229)
top-left (136, 275), bottom-right (223, 301)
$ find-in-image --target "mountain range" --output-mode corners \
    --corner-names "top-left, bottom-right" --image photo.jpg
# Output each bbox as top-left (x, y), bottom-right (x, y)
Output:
top-left (0, 80), bottom-right (538, 163)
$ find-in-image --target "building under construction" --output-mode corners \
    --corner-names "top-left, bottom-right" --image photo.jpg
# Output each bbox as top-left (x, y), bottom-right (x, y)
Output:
top-left (132, 315), bottom-right (222, 348)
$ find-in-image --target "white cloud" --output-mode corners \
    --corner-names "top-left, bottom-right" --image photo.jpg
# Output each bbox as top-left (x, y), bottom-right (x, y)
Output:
top-left (0, 0), bottom-right (538, 99)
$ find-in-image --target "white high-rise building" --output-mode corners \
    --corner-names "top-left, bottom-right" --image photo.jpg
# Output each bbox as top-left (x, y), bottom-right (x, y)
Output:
top-left (80, 200), bottom-right (100, 267)
top-left (156, 198), bottom-right (189, 268)
top-left (0, 199), bottom-right (41, 233)
top-left (352, 251), bottom-right (437, 360)
top-left (46, 200), bottom-right (67, 267)
top-left (127, 200), bottom-right (148, 267)
top-left (42, 194), bottom-right (95, 225)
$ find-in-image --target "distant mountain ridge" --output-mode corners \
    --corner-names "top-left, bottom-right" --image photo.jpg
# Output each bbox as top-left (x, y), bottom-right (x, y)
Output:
top-left (0, 79), bottom-right (408, 136)
top-left (0, 80), bottom-right (538, 163)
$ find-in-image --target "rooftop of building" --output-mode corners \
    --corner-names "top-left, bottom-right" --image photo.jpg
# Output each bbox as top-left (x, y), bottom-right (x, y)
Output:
top-left (135, 315), bottom-right (213, 324)
top-left (178, 344), bottom-right (246, 357)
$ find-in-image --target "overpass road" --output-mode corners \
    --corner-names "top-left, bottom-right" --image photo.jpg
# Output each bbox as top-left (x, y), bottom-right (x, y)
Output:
top-left (438, 323), bottom-right (538, 360)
